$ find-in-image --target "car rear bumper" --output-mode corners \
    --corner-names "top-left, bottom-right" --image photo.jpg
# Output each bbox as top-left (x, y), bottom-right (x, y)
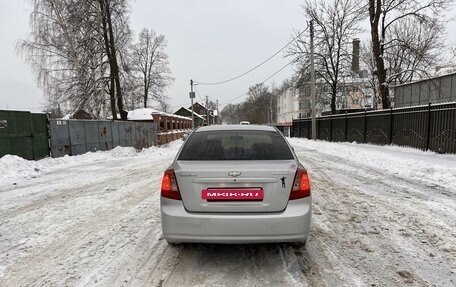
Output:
top-left (160, 196), bottom-right (312, 244)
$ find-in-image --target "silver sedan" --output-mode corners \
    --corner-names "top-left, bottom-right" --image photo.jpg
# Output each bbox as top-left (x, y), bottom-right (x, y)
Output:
top-left (160, 125), bottom-right (311, 244)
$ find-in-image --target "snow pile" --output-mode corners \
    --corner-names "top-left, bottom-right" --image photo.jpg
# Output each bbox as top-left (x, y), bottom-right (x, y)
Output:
top-left (142, 139), bottom-right (183, 157)
top-left (3, 137), bottom-right (454, 192)
top-left (0, 155), bottom-right (43, 179)
top-left (127, 108), bottom-right (163, 120)
top-left (287, 138), bottom-right (456, 194)
top-left (0, 144), bottom-right (168, 182)
top-left (109, 146), bottom-right (138, 158)
top-left (0, 139), bottom-right (186, 183)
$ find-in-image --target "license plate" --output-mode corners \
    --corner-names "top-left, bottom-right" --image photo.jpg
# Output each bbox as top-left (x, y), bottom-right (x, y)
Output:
top-left (202, 188), bottom-right (264, 201)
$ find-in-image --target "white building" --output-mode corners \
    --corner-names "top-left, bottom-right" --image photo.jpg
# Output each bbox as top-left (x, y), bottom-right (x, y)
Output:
top-left (277, 87), bottom-right (313, 125)
top-left (277, 88), bottom-right (298, 126)
top-left (277, 39), bottom-right (374, 122)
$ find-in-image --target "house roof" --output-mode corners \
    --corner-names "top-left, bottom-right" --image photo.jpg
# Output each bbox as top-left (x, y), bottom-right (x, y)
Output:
top-left (191, 102), bottom-right (207, 109)
top-left (72, 109), bottom-right (93, 119)
top-left (128, 108), bottom-right (191, 121)
top-left (174, 107), bottom-right (205, 120)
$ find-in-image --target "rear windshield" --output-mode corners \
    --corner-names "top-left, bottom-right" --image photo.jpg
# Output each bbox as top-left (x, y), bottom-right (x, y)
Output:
top-left (178, 130), bottom-right (294, 160)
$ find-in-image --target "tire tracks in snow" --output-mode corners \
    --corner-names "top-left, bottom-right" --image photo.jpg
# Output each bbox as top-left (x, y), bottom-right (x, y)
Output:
top-left (155, 243), bottom-right (309, 287)
top-left (2, 171), bottom-right (155, 285)
top-left (0, 152), bottom-right (177, 287)
top-left (293, 145), bottom-right (455, 286)
top-left (2, 141), bottom-right (454, 286)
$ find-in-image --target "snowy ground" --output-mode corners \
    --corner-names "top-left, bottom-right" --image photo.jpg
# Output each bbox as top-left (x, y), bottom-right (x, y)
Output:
top-left (0, 138), bottom-right (455, 286)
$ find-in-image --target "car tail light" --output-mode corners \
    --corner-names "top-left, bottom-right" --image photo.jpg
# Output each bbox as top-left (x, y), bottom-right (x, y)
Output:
top-left (161, 169), bottom-right (181, 200)
top-left (290, 168), bottom-right (311, 200)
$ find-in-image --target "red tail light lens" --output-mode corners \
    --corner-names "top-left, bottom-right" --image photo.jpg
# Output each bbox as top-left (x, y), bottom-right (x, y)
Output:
top-left (161, 169), bottom-right (181, 200)
top-left (290, 168), bottom-right (311, 200)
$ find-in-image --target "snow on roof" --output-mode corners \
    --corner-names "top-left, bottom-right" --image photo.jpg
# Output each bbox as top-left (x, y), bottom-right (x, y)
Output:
top-left (175, 107), bottom-right (205, 120)
top-left (128, 108), bottom-right (191, 121)
top-left (192, 101), bottom-right (207, 109)
top-left (173, 114), bottom-right (192, 120)
top-left (127, 108), bottom-right (163, 120)
top-left (435, 66), bottom-right (456, 77)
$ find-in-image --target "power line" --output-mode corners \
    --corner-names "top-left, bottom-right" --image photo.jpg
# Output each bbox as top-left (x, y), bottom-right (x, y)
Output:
top-left (260, 59), bottom-right (296, 85)
top-left (219, 59), bottom-right (296, 107)
top-left (194, 28), bottom-right (307, 86)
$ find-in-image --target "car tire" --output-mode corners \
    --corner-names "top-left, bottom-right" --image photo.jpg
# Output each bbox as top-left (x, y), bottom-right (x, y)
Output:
top-left (291, 240), bottom-right (307, 249)
top-left (166, 240), bottom-right (181, 246)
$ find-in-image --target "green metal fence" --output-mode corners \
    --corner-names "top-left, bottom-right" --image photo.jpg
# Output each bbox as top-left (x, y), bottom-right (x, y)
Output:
top-left (0, 110), bottom-right (50, 160)
top-left (1, 110), bottom-right (163, 160)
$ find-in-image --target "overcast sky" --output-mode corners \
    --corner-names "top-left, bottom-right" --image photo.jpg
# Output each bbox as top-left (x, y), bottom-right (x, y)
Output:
top-left (1, 0), bottom-right (455, 113)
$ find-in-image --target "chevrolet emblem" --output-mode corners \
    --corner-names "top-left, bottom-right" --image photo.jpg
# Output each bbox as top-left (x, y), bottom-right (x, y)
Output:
top-left (228, 171), bottom-right (242, 177)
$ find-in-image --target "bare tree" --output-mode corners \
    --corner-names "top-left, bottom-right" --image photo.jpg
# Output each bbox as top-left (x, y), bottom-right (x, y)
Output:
top-left (287, 0), bottom-right (366, 114)
top-left (97, 0), bottom-right (131, 120)
top-left (220, 83), bottom-right (276, 124)
top-left (17, 0), bottom-right (132, 119)
top-left (368, 0), bottom-right (453, 109)
top-left (129, 28), bottom-right (173, 109)
top-left (451, 45), bottom-right (456, 63)
top-left (244, 83), bottom-right (275, 124)
top-left (158, 100), bottom-right (170, 113)
top-left (386, 18), bottom-right (444, 84)
top-left (17, 1), bottom-right (103, 114)
top-left (360, 42), bottom-right (382, 109)
top-left (220, 103), bottom-right (241, 124)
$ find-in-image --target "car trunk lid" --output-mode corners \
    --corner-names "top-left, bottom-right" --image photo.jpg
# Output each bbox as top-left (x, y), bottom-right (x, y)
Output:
top-left (174, 160), bottom-right (297, 213)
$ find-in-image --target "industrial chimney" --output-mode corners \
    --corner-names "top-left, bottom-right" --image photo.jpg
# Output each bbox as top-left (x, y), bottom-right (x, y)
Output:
top-left (352, 38), bottom-right (360, 75)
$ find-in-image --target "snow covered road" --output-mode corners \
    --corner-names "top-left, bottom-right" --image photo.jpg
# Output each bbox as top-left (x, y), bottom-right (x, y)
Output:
top-left (0, 139), bottom-right (455, 286)
top-left (288, 139), bottom-right (456, 286)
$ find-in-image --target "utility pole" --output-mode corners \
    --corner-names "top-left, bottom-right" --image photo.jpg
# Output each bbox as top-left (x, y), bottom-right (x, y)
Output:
top-left (190, 79), bottom-right (195, 129)
top-left (216, 100), bottom-right (219, 125)
top-left (205, 95), bottom-right (209, 126)
top-left (310, 20), bottom-right (317, 140)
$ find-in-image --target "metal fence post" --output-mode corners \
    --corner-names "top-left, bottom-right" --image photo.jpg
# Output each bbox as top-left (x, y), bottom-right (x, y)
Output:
top-left (29, 115), bottom-right (35, 159)
top-left (364, 109), bottom-right (367, 144)
top-left (329, 114), bottom-right (333, 142)
top-left (344, 111), bottom-right (348, 142)
top-left (389, 107), bottom-right (394, 144)
top-left (426, 103), bottom-right (432, 151)
top-left (297, 120), bottom-right (300, 138)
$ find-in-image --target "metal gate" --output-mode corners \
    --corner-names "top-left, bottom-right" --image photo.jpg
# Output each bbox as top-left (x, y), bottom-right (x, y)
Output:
top-left (0, 110), bottom-right (49, 160)
top-left (49, 119), bottom-right (157, 157)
